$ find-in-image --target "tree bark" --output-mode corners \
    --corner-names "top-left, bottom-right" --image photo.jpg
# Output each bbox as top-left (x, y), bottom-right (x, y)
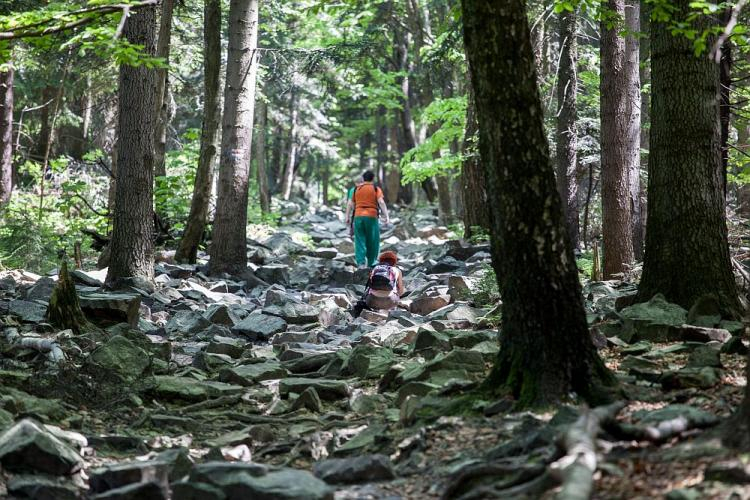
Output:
top-left (208, 0), bottom-right (260, 276)
top-left (0, 51), bottom-right (13, 206)
top-left (175, 0), bottom-right (221, 264)
top-left (256, 97), bottom-right (270, 213)
top-left (720, 31), bottom-right (732, 198)
top-left (461, 76), bottom-right (490, 239)
top-left (281, 90), bottom-right (298, 201)
top-left (153, 0), bottom-right (174, 178)
top-left (626, 0), bottom-right (643, 260)
top-left (269, 125), bottom-right (282, 194)
top-left (636, 0), bottom-right (740, 317)
top-left (462, 0), bottom-right (615, 407)
top-left (639, 1), bottom-right (650, 252)
top-left (556, 7), bottom-right (579, 250)
top-left (600, 0), bottom-right (636, 278)
top-left (376, 105), bottom-right (388, 199)
top-left (105, 5), bottom-right (158, 285)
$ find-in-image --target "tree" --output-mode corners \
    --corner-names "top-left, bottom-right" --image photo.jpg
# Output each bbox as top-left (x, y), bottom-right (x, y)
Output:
top-left (281, 89), bottom-right (298, 201)
top-left (636, 0), bottom-right (740, 317)
top-left (462, 0), bottom-right (615, 407)
top-left (626, 0), bottom-right (642, 259)
top-left (556, 6), bottom-right (579, 250)
top-left (460, 75), bottom-right (489, 240)
top-left (105, 5), bottom-right (158, 286)
top-left (175, 0), bottom-right (222, 264)
top-left (153, 0), bottom-right (175, 178)
top-left (208, 0), bottom-right (260, 275)
top-left (600, 0), bottom-right (636, 278)
top-left (0, 43), bottom-right (12, 206)
top-left (256, 97), bottom-right (271, 214)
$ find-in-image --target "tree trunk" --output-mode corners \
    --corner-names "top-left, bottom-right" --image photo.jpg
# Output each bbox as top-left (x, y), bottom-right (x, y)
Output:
top-left (636, 0), bottom-right (740, 317)
top-left (720, 31), bottom-right (732, 199)
top-left (461, 77), bottom-right (490, 239)
top-left (462, 0), bottom-right (615, 407)
top-left (256, 98), bottom-right (270, 214)
top-left (376, 106), bottom-right (388, 199)
top-left (208, 0), bottom-right (260, 276)
top-left (0, 53), bottom-right (13, 206)
top-left (153, 0), bottom-right (175, 178)
top-left (436, 175), bottom-right (453, 225)
top-left (600, 0), bottom-right (636, 278)
top-left (626, 0), bottom-right (643, 260)
top-left (639, 1), bottom-right (650, 252)
top-left (36, 85), bottom-right (55, 161)
top-left (105, 5), bottom-right (158, 285)
top-left (269, 126), bottom-right (282, 194)
top-left (556, 7), bottom-right (579, 250)
top-left (281, 90), bottom-right (298, 201)
top-left (175, 0), bottom-right (221, 264)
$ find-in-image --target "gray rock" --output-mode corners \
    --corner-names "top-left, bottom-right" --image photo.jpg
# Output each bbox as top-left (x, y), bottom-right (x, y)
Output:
top-left (172, 481), bottom-right (226, 500)
top-left (427, 257), bottom-right (465, 274)
top-left (0, 419), bottom-right (82, 475)
top-left (264, 302), bottom-right (320, 325)
top-left (206, 337), bottom-right (246, 358)
top-left (203, 304), bottom-right (241, 327)
top-left (7, 475), bottom-right (81, 500)
top-left (341, 344), bottom-right (397, 379)
top-left (618, 294), bottom-right (687, 342)
top-left (89, 460), bottom-right (170, 495)
top-left (279, 377), bottom-right (350, 401)
top-left (166, 310), bottom-right (212, 336)
top-left (705, 460), bottom-right (750, 484)
top-left (79, 293), bottom-right (141, 327)
top-left (219, 361), bottom-right (289, 385)
top-left (721, 336), bottom-right (748, 355)
top-left (90, 481), bottom-right (166, 500)
top-left (678, 324), bottom-right (731, 343)
top-left (264, 232), bottom-right (305, 255)
top-left (661, 367), bottom-right (721, 389)
top-left (26, 277), bottom-right (57, 301)
top-left (412, 329), bottom-right (451, 357)
top-left (149, 376), bottom-right (244, 402)
top-left (313, 454), bottom-right (395, 484)
top-left (71, 269), bottom-right (106, 287)
top-left (88, 335), bottom-right (151, 379)
top-left (428, 303), bottom-right (480, 323)
top-left (290, 387), bottom-right (322, 412)
top-left (686, 345), bottom-right (722, 369)
top-left (232, 314), bottom-right (287, 340)
top-left (256, 264), bottom-right (290, 286)
top-left (192, 351), bottom-right (234, 372)
top-left (410, 294), bottom-right (451, 315)
top-left (9, 299), bottom-right (47, 323)
top-left (687, 294), bottom-right (722, 328)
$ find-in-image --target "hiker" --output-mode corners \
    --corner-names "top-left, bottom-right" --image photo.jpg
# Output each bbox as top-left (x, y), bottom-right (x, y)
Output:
top-left (346, 175), bottom-right (362, 238)
top-left (364, 251), bottom-right (404, 311)
top-left (345, 170), bottom-right (390, 268)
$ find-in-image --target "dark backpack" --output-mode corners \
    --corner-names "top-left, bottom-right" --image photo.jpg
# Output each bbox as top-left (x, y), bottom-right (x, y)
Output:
top-left (369, 263), bottom-right (397, 291)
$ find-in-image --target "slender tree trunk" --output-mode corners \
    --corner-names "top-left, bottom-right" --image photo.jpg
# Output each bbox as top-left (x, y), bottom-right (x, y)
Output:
top-left (36, 86), bottom-right (55, 161)
top-left (281, 90), bottom-right (298, 201)
top-left (175, 0), bottom-right (221, 263)
top-left (600, 0), bottom-right (636, 278)
top-left (376, 105), bottom-right (388, 199)
top-left (105, 5), bottom-right (158, 285)
top-left (81, 75), bottom-right (92, 146)
top-left (639, 1), bottom-right (650, 249)
top-left (209, 0), bottom-right (260, 276)
top-left (636, 0), bottom-right (740, 317)
top-left (556, 7), bottom-right (579, 250)
top-left (461, 76), bottom-right (490, 239)
top-left (0, 51), bottom-right (13, 206)
top-left (256, 98), bottom-right (270, 213)
top-left (720, 34), bottom-right (732, 199)
top-left (153, 0), bottom-right (175, 178)
top-left (626, 0), bottom-right (643, 260)
top-left (463, 0), bottom-right (615, 407)
top-left (359, 132), bottom-right (372, 171)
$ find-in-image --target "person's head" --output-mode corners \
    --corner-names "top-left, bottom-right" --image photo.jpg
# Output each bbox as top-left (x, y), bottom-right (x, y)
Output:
top-left (379, 250), bottom-right (398, 266)
top-left (363, 170), bottom-right (375, 182)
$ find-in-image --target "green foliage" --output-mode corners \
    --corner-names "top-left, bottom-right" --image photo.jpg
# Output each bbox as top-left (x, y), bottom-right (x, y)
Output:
top-left (577, 251), bottom-right (595, 279)
top-left (468, 226), bottom-right (490, 244)
top-left (401, 96), bottom-right (467, 184)
top-left (154, 130), bottom-right (200, 231)
top-left (472, 264), bottom-right (500, 307)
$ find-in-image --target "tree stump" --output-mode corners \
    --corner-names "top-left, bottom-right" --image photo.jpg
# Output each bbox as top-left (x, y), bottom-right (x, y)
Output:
top-left (46, 260), bottom-right (91, 334)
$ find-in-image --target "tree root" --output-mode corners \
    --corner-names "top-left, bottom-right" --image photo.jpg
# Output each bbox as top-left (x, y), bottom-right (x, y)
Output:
top-left (4, 327), bottom-right (65, 365)
top-left (603, 412), bottom-right (718, 443)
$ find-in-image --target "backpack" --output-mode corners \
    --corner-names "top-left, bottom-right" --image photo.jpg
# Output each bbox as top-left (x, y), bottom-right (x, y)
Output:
top-left (369, 263), bottom-right (397, 291)
top-left (352, 183), bottom-right (381, 218)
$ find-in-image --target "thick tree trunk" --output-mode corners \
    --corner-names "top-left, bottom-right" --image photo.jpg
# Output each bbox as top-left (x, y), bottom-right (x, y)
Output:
top-left (720, 36), bottom-right (731, 198)
top-left (281, 90), bottom-right (298, 201)
top-left (0, 56), bottom-right (13, 206)
top-left (636, 0), bottom-right (740, 317)
top-left (600, 0), bottom-right (635, 278)
top-left (461, 78), bottom-right (490, 239)
top-left (175, 0), bottom-right (221, 263)
top-left (556, 7), bottom-right (579, 250)
top-left (462, 0), bottom-right (615, 407)
top-left (626, 0), bottom-right (643, 260)
top-left (256, 98), bottom-right (270, 213)
top-left (208, 0), bottom-right (260, 276)
top-left (105, 6), bottom-right (158, 285)
top-left (153, 0), bottom-right (174, 178)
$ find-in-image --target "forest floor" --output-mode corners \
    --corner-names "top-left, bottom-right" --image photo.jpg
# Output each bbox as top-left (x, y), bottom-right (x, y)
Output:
top-left (0, 203), bottom-right (749, 499)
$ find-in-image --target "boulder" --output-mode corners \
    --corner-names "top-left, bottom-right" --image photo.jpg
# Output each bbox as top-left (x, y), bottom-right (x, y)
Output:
top-left (290, 387), bottom-right (322, 413)
top-left (219, 362), bottom-right (289, 385)
top-left (678, 324), bottom-right (731, 343)
top-left (89, 460), bottom-right (171, 495)
top-left (618, 294), bottom-right (687, 343)
top-left (427, 257), bottom-right (465, 274)
top-left (71, 269), bottom-right (107, 287)
top-left (313, 454), bottom-right (395, 484)
top-left (255, 264), bottom-right (290, 286)
top-left (721, 336), bottom-right (748, 355)
top-left (90, 481), bottom-right (166, 500)
top-left (0, 419), bottom-right (82, 475)
top-left (166, 310), bottom-right (212, 336)
top-left (206, 337), bottom-right (246, 358)
top-left (341, 345), bottom-right (398, 379)
top-left (686, 345), bottom-right (722, 369)
top-left (661, 367), bottom-right (721, 390)
top-left (88, 335), bottom-right (151, 379)
top-left (686, 294), bottom-right (722, 328)
top-left (7, 475), bottom-right (81, 500)
top-left (279, 378), bottom-right (350, 401)
top-left (150, 376), bottom-right (244, 402)
top-left (231, 314), bottom-right (287, 340)
top-left (26, 277), bottom-right (57, 301)
top-left (263, 302), bottom-right (320, 325)
top-left (204, 304), bottom-right (241, 327)
top-left (410, 294), bottom-right (451, 315)
top-left (79, 293), bottom-right (141, 328)
top-left (9, 299), bottom-right (47, 323)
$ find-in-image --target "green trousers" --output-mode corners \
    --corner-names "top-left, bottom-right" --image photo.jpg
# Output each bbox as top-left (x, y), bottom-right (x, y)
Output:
top-left (354, 216), bottom-right (380, 267)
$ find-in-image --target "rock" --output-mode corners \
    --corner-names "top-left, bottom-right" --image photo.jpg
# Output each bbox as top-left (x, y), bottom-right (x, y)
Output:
top-left (0, 419), bottom-right (82, 475)
top-left (412, 329), bottom-right (451, 358)
top-left (705, 460), bottom-right (750, 484)
top-left (447, 275), bottom-right (473, 301)
top-left (26, 277), bottom-right (57, 301)
top-left (88, 335), bottom-right (151, 379)
top-left (341, 345), bottom-right (398, 379)
top-left (219, 362), bottom-right (289, 385)
top-left (410, 294), bottom-right (450, 315)
top-left (264, 302), bottom-right (320, 324)
top-left (390, 349), bottom-right (486, 389)
top-left (308, 248), bottom-right (338, 259)
top-left (665, 488), bottom-right (701, 500)
top-left (79, 293), bottom-right (141, 327)
top-left (397, 381), bottom-right (439, 405)
top-left (89, 460), bottom-right (170, 495)
top-left (206, 337), bottom-right (246, 358)
top-left (172, 481), bottom-right (226, 500)
top-left (687, 294), bottom-right (722, 328)
top-left (427, 256), bottom-right (465, 274)
top-left (618, 294), bottom-right (687, 343)
top-left (166, 310), bottom-right (212, 336)
top-left (204, 304), bottom-right (241, 327)
top-left (150, 376), bottom-right (244, 402)
top-left (256, 264), bottom-right (290, 286)
top-left (721, 336), bottom-right (748, 355)
top-left (661, 367), bottom-right (721, 389)
top-left (90, 481), bottom-right (166, 500)
top-left (428, 303), bottom-right (480, 324)
top-left (313, 454), bottom-right (395, 484)
top-left (290, 387), bottom-right (322, 412)
top-left (264, 232), bottom-right (305, 255)
top-left (620, 355), bottom-right (661, 373)
top-left (445, 240), bottom-right (490, 261)
top-left (686, 345), bottom-right (722, 369)
top-left (9, 299), bottom-right (47, 323)
top-left (279, 378), bottom-right (350, 401)
top-left (350, 393), bottom-right (387, 414)
top-left (194, 464), bottom-right (333, 500)
top-left (677, 324), bottom-right (731, 343)
top-left (7, 475), bottom-right (81, 500)
top-left (620, 341), bottom-right (653, 356)
top-left (71, 268), bottom-right (107, 287)
top-left (232, 314), bottom-right (287, 340)
top-left (281, 352), bottom-right (337, 374)
top-left (192, 351), bottom-right (234, 372)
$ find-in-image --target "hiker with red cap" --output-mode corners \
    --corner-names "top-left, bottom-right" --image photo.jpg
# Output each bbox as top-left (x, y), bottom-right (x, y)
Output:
top-left (363, 250), bottom-right (404, 311)
top-left (345, 170), bottom-right (390, 268)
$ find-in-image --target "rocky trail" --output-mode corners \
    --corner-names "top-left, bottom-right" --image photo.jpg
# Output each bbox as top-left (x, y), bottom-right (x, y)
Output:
top-left (0, 205), bottom-right (749, 499)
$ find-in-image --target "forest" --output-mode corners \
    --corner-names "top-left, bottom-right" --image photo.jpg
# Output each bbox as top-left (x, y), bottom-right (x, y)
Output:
top-left (1, 0), bottom-right (750, 498)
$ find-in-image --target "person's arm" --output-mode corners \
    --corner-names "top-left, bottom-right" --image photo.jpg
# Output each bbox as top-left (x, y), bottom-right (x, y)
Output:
top-left (378, 197), bottom-right (390, 224)
top-left (345, 199), bottom-right (354, 225)
top-left (396, 270), bottom-right (405, 296)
